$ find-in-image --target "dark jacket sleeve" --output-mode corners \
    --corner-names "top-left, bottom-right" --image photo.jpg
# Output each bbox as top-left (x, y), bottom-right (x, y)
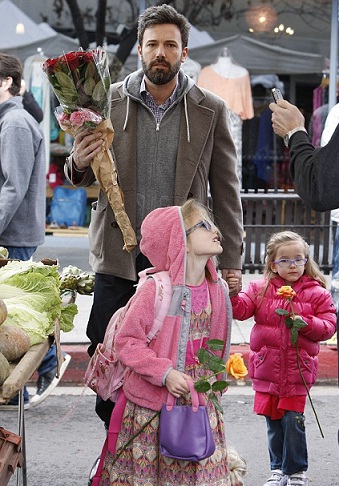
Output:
top-left (64, 154), bottom-right (96, 187)
top-left (289, 126), bottom-right (339, 211)
top-left (22, 91), bottom-right (44, 123)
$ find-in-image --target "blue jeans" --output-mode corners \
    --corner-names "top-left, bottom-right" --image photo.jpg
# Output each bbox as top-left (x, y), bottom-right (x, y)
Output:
top-left (6, 246), bottom-right (37, 261)
top-left (265, 411), bottom-right (308, 475)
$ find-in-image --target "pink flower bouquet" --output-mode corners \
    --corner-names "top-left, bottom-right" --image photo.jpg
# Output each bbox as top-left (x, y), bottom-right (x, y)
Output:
top-left (55, 106), bottom-right (103, 132)
top-left (42, 48), bottom-right (137, 252)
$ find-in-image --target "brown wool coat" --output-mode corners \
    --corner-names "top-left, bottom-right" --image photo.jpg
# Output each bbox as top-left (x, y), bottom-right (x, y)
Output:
top-left (65, 80), bottom-right (244, 281)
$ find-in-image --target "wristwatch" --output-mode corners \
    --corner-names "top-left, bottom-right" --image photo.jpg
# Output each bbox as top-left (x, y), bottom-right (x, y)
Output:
top-left (284, 127), bottom-right (308, 147)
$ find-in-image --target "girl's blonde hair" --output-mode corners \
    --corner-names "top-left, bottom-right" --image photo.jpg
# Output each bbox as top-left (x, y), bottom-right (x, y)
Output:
top-left (227, 445), bottom-right (247, 486)
top-left (263, 230), bottom-right (327, 288)
top-left (181, 199), bottom-right (221, 281)
top-left (181, 198), bottom-right (215, 231)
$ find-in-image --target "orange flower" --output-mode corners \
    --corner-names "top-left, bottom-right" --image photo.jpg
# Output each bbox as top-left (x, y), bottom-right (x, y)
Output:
top-left (276, 285), bottom-right (297, 299)
top-left (226, 353), bottom-right (248, 379)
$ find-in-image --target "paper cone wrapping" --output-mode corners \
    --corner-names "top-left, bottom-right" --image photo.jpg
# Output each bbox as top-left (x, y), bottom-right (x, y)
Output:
top-left (90, 119), bottom-right (137, 252)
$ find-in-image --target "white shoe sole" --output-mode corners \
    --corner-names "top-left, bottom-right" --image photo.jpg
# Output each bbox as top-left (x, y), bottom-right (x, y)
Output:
top-left (30, 353), bottom-right (71, 407)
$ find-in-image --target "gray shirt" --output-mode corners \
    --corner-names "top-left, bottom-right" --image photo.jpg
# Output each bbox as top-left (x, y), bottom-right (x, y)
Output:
top-left (0, 96), bottom-right (46, 247)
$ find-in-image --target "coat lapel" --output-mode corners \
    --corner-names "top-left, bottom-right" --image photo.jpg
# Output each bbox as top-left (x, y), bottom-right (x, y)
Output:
top-left (174, 96), bottom-right (214, 203)
top-left (110, 95), bottom-right (137, 197)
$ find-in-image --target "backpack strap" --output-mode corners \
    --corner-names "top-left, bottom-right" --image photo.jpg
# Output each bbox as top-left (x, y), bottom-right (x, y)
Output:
top-left (219, 277), bottom-right (232, 362)
top-left (136, 268), bottom-right (172, 342)
top-left (144, 270), bottom-right (172, 342)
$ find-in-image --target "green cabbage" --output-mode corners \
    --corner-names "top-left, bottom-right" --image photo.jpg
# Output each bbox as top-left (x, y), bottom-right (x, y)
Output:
top-left (0, 260), bottom-right (78, 345)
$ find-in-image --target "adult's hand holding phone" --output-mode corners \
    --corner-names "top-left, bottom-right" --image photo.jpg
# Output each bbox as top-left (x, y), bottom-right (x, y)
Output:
top-left (269, 99), bottom-right (306, 139)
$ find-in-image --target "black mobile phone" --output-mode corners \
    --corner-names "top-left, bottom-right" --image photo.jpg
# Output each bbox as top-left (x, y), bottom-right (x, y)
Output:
top-left (271, 88), bottom-right (284, 103)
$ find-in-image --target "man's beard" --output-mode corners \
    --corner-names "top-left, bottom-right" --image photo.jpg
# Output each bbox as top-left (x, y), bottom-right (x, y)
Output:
top-left (141, 57), bottom-right (182, 85)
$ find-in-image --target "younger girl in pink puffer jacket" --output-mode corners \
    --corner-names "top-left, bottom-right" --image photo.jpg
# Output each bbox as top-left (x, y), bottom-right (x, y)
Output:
top-left (230, 230), bottom-right (336, 486)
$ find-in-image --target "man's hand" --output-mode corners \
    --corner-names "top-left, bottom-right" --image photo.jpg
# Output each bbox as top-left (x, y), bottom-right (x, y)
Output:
top-left (222, 268), bottom-right (242, 297)
top-left (269, 99), bottom-right (305, 138)
top-left (72, 128), bottom-right (104, 171)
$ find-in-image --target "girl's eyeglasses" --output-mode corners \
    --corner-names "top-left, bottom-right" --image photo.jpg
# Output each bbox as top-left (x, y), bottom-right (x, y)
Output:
top-left (273, 258), bottom-right (308, 268)
top-left (185, 220), bottom-right (212, 236)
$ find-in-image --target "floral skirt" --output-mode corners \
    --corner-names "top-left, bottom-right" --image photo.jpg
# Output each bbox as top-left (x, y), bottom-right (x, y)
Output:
top-left (100, 391), bottom-right (230, 485)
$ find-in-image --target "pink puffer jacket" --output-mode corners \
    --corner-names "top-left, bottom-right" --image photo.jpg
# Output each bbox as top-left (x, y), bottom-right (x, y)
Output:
top-left (231, 275), bottom-right (336, 397)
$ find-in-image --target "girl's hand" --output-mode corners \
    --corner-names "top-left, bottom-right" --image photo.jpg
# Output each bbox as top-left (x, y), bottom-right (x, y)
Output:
top-left (165, 370), bottom-right (192, 398)
top-left (225, 273), bottom-right (241, 297)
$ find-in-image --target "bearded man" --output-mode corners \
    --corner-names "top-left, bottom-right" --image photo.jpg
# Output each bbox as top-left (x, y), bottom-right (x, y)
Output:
top-left (64, 4), bottom-right (244, 429)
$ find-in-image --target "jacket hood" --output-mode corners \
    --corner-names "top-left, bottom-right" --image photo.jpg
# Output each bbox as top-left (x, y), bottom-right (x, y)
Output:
top-left (140, 205), bottom-right (219, 287)
top-left (140, 206), bottom-right (186, 286)
top-left (0, 96), bottom-right (24, 117)
top-left (123, 68), bottom-right (194, 100)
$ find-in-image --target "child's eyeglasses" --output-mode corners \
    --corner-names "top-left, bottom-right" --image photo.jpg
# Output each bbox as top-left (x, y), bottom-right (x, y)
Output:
top-left (273, 258), bottom-right (308, 268)
top-left (185, 220), bottom-right (212, 236)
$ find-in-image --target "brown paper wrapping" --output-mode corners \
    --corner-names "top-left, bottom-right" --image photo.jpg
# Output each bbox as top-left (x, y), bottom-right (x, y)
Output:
top-left (83, 119), bottom-right (137, 252)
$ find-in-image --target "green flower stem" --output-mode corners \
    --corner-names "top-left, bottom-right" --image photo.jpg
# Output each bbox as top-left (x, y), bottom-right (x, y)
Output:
top-left (295, 342), bottom-right (324, 438)
top-left (196, 370), bottom-right (225, 384)
top-left (112, 411), bottom-right (160, 465)
top-left (287, 299), bottom-right (324, 438)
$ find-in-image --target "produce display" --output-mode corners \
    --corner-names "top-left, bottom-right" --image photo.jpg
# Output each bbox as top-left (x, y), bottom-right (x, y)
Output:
top-left (0, 351), bottom-right (10, 386)
top-left (0, 254), bottom-right (94, 386)
top-left (0, 260), bottom-right (77, 345)
top-left (59, 265), bottom-right (95, 296)
top-left (0, 246), bottom-right (9, 259)
top-left (0, 325), bottom-right (31, 362)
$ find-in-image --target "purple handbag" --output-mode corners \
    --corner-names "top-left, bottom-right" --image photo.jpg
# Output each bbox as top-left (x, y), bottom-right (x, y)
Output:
top-left (159, 380), bottom-right (215, 462)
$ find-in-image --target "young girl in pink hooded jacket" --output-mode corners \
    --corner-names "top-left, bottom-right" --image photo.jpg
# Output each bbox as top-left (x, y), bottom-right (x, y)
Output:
top-left (230, 230), bottom-right (336, 486)
top-left (98, 199), bottom-right (237, 485)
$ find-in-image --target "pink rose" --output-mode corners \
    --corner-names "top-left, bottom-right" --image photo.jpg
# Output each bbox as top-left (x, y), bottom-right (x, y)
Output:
top-left (70, 108), bottom-right (102, 128)
top-left (70, 110), bottom-right (88, 127)
top-left (54, 108), bottom-right (72, 130)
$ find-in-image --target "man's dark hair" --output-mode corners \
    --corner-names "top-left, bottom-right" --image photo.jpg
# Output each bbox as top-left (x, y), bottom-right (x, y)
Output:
top-left (0, 53), bottom-right (22, 96)
top-left (137, 4), bottom-right (190, 49)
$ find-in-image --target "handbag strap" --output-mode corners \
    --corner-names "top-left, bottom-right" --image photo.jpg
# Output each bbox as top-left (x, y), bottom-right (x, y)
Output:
top-left (165, 380), bottom-right (205, 412)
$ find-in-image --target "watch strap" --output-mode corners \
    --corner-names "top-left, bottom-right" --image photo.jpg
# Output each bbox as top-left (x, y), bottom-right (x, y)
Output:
top-left (284, 126), bottom-right (308, 147)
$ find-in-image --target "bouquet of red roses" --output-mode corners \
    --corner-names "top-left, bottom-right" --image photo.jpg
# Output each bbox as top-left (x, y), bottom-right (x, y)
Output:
top-left (42, 48), bottom-right (136, 252)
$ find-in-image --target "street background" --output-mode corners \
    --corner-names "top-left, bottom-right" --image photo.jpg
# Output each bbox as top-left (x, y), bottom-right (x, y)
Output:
top-left (1, 235), bottom-right (338, 485)
top-left (3, 387), bottom-right (338, 486)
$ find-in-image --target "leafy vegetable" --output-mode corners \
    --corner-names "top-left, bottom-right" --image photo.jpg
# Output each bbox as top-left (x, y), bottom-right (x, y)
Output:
top-left (0, 260), bottom-right (77, 345)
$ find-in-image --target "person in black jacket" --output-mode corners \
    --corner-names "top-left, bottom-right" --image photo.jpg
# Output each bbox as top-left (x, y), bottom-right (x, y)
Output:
top-left (19, 79), bottom-right (44, 123)
top-left (269, 98), bottom-right (339, 212)
top-left (20, 79), bottom-right (43, 123)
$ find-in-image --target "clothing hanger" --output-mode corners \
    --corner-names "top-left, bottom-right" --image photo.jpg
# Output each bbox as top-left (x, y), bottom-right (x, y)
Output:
top-left (220, 47), bottom-right (231, 58)
top-left (217, 47), bottom-right (235, 63)
top-left (29, 47), bottom-right (46, 64)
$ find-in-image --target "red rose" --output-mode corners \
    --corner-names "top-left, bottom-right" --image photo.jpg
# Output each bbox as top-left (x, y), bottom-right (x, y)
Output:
top-left (65, 51), bottom-right (82, 71)
top-left (42, 57), bottom-right (59, 75)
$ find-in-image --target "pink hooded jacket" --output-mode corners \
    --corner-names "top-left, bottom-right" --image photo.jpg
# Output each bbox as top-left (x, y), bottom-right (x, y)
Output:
top-left (114, 206), bottom-right (232, 411)
top-left (231, 275), bottom-right (336, 397)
